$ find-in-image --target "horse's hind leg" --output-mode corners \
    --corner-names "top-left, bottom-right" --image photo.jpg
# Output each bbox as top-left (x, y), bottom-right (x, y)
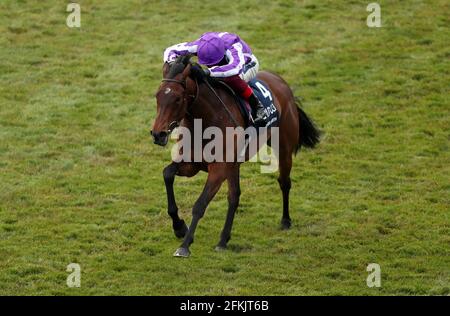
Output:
top-left (163, 162), bottom-right (199, 238)
top-left (277, 150), bottom-right (293, 230)
top-left (216, 164), bottom-right (241, 250)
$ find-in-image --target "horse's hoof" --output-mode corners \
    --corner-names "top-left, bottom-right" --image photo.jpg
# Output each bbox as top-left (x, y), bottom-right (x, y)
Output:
top-left (215, 245), bottom-right (227, 252)
top-left (173, 220), bottom-right (188, 239)
top-left (281, 218), bottom-right (291, 230)
top-left (173, 247), bottom-right (190, 258)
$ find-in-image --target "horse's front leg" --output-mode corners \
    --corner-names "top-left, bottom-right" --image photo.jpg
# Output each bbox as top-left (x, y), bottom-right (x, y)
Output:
top-left (163, 162), bottom-right (199, 238)
top-left (174, 163), bottom-right (227, 257)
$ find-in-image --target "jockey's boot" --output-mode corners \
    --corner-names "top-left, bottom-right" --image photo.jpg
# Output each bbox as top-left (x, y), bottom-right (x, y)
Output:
top-left (248, 93), bottom-right (266, 126)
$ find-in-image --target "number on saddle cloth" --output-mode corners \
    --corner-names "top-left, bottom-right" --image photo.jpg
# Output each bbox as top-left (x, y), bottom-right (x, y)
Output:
top-left (248, 79), bottom-right (279, 128)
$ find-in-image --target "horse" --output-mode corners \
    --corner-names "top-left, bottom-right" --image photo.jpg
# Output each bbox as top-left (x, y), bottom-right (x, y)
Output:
top-left (151, 55), bottom-right (320, 257)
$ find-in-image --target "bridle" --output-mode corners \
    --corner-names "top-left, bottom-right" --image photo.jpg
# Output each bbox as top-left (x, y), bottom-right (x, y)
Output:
top-left (159, 77), bottom-right (198, 133)
top-left (161, 78), bottom-right (186, 89)
top-left (161, 78), bottom-right (198, 103)
top-left (160, 67), bottom-right (238, 129)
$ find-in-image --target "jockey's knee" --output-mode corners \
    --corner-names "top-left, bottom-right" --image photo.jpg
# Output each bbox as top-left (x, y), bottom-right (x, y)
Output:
top-left (221, 75), bottom-right (250, 97)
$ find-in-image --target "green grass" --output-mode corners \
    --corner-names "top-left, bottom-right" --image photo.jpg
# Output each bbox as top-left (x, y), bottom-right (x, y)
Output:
top-left (0, 0), bottom-right (449, 295)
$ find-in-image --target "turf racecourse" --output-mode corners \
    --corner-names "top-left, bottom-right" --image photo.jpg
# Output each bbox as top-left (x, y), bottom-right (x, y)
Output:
top-left (0, 1), bottom-right (448, 295)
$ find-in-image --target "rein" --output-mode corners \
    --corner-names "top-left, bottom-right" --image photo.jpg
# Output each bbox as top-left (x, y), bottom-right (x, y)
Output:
top-left (203, 79), bottom-right (239, 127)
top-left (161, 75), bottom-right (239, 127)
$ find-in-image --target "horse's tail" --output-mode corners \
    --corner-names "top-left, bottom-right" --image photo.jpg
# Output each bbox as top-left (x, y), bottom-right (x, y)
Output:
top-left (295, 98), bottom-right (320, 153)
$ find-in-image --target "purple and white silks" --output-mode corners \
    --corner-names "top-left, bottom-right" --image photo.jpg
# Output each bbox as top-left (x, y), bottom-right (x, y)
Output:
top-left (163, 32), bottom-right (255, 78)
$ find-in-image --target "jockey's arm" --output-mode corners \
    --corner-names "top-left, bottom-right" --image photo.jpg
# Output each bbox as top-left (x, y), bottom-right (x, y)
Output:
top-left (209, 42), bottom-right (245, 78)
top-left (163, 41), bottom-right (198, 63)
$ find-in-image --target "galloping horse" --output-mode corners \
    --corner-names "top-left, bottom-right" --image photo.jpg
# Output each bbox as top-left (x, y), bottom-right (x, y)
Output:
top-left (151, 55), bottom-right (320, 257)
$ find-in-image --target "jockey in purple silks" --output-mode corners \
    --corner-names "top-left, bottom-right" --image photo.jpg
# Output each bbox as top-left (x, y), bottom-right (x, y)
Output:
top-left (163, 32), bottom-right (266, 125)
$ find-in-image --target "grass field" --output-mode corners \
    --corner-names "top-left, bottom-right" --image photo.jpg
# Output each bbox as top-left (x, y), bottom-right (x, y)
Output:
top-left (0, 0), bottom-right (449, 295)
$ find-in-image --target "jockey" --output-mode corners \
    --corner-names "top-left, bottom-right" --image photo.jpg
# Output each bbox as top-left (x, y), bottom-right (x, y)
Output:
top-left (163, 32), bottom-right (266, 126)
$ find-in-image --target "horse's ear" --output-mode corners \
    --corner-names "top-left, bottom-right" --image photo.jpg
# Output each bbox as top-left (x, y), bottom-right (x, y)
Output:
top-left (162, 62), bottom-right (170, 77)
top-left (181, 63), bottom-right (191, 79)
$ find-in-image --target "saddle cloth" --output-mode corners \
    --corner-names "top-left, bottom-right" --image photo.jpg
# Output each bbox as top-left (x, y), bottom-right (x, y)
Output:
top-left (237, 78), bottom-right (279, 128)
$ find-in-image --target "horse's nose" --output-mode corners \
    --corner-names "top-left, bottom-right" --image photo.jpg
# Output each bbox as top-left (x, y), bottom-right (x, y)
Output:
top-left (150, 130), bottom-right (169, 146)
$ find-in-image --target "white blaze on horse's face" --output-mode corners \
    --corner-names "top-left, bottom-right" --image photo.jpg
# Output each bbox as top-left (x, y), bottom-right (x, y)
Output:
top-left (164, 87), bottom-right (172, 95)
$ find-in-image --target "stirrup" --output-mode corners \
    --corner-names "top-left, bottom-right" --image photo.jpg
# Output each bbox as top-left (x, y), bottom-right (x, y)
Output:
top-left (253, 110), bottom-right (266, 126)
top-left (256, 105), bottom-right (266, 119)
top-left (249, 115), bottom-right (255, 125)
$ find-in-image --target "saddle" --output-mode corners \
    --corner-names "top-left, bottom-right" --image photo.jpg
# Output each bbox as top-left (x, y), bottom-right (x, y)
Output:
top-left (217, 78), bottom-right (279, 128)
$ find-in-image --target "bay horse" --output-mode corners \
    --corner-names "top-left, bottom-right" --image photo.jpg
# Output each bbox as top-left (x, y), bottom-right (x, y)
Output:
top-left (151, 55), bottom-right (320, 257)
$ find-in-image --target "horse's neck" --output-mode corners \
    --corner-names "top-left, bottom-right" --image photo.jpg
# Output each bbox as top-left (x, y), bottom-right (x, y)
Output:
top-left (187, 82), bottom-right (238, 128)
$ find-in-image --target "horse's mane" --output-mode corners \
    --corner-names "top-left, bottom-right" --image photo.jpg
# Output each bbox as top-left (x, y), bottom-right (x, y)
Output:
top-left (167, 55), bottom-right (191, 78)
top-left (168, 55), bottom-right (220, 87)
